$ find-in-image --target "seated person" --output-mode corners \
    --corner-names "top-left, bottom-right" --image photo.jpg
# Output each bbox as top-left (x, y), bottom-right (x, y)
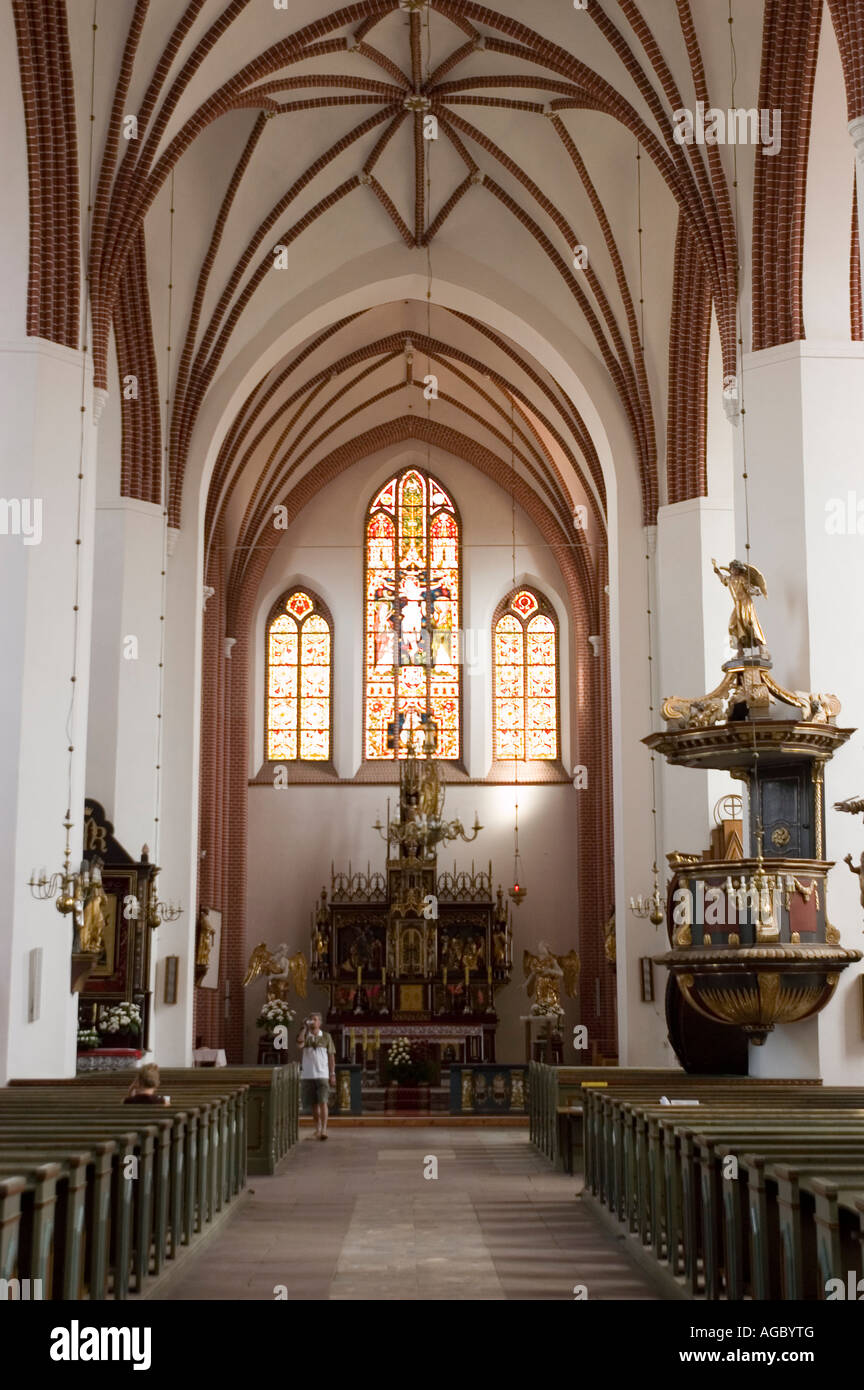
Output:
top-left (123, 1062), bottom-right (170, 1106)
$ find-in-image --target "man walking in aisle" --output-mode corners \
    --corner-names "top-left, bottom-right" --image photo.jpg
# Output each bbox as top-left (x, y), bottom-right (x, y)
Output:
top-left (297, 1012), bottom-right (336, 1140)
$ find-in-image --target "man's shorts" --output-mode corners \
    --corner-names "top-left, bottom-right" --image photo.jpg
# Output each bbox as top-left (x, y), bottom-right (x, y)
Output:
top-left (301, 1078), bottom-right (331, 1107)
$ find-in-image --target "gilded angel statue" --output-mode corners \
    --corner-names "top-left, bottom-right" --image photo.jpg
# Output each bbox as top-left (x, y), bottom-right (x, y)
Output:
top-left (711, 558), bottom-right (768, 651)
top-left (523, 942), bottom-right (580, 1014)
top-left (243, 942), bottom-right (308, 1000)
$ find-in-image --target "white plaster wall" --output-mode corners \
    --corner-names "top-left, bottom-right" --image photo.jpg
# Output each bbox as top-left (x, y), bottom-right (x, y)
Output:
top-left (87, 498), bottom-right (164, 857)
top-left (0, 341), bottom-right (96, 1082)
top-left (735, 342), bottom-right (864, 1081)
top-left (245, 446), bottom-right (582, 1063)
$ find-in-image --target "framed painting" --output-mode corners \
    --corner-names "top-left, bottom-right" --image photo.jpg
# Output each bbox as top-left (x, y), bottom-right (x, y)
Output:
top-left (164, 955), bottom-right (179, 1005)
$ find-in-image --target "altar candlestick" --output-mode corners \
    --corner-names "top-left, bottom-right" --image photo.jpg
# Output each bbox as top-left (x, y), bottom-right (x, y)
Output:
top-left (363, 1028), bottom-right (367, 1050)
top-left (350, 1028), bottom-right (355, 1050)
top-left (382, 966), bottom-right (386, 986)
top-left (375, 1028), bottom-right (380, 1048)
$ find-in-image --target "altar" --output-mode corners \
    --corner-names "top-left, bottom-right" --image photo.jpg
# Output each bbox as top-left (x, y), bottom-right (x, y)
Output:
top-left (308, 721), bottom-right (514, 1066)
top-left (340, 1022), bottom-right (491, 1066)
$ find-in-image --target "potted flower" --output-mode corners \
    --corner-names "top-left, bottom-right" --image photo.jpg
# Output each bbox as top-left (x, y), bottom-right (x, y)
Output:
top-left (384, 1036), bottom-right (435, 1111)
top-left (77, 1027), bottom-right (101, 1052)
top-left (97, 1002), bottom-right (142, 1049)
top-left (256, 998), bottom-right (296, 1049)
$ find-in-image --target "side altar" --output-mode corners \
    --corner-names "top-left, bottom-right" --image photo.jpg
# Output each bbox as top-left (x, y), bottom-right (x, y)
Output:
top-left (309, 729), bottom-right (513, 1070)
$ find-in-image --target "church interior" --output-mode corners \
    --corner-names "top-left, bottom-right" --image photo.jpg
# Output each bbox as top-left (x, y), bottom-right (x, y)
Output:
top-left (3, 0), bottom-right (864, 1326)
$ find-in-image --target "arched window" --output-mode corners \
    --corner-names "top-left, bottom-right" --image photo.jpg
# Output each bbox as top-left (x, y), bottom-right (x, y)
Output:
top-left (266, 589), bottom-right (332, 761)
top-left (364, 467), bottom-right (461, 759)
top-left (493, 588), bottom-right (559, 760)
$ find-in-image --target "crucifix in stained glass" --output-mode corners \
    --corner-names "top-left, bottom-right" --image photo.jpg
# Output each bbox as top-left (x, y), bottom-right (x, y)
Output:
top-left (365, 469), bottom-right (460, 760)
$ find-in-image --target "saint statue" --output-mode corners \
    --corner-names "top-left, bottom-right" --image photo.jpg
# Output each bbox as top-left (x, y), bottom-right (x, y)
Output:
top-left (844, 852), bottom-right (864, 912)
top-left (80, 871), bottom-right (110, 955)
top-left (462, 937), bottom-right (480, 972)
top-left (196, 908), bottom-right (216, 969)
top-left (712, 558), bottom-right (768, 652)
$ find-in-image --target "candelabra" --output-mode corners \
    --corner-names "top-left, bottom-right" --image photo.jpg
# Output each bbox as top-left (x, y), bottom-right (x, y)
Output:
top-left (141, 859), bottom-right (183, 927)
top-left (28, 814), bottom-right (84, 915)
top-left (629, 863), bottom-right (665, 926)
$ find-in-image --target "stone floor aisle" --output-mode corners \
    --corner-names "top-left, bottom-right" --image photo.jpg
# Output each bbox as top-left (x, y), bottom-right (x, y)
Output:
top-left (156, 1127), bottom-right (661, 1301)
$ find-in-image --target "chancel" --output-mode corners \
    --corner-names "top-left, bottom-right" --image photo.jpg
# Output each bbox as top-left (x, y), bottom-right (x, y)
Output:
top-left (2, 0), bottom-right (864, 1325)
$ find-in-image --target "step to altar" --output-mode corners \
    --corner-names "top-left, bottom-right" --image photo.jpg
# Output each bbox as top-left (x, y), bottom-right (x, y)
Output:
top-left (300, 1114), bottom-right (529, 1127)
top-left (355, 1085), bottom-right (450, 1113)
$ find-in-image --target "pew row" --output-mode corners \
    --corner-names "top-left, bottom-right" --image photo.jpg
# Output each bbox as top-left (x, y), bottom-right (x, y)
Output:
top-left (0, 1079), bottom-right (253, 1299)
top-left (578, 1082), bottom-right (864, 1300)
top-left (10, 1063), bottom-right (300, 1174)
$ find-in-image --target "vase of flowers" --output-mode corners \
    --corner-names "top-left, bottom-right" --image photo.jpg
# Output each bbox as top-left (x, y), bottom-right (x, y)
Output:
top-left (76, 1027), bottom-right (101, 1052)
top-left (256, 998), bottom-right (296, 1049)
top-left (97, 1002), bottom-right (142, 1049)
top-left (384, 1036), bottom-right (434, 1110)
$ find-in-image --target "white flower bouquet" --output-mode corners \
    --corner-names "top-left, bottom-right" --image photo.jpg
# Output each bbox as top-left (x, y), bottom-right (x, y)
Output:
top-left (77, 1027), bottom-right (101, 1051)
top-left (256, 998), bottom-right (296, 1031)
top-left (530, 1001), bottom-right (564, 1018)
top-left (97, 1002), bottom-right (142, 1035)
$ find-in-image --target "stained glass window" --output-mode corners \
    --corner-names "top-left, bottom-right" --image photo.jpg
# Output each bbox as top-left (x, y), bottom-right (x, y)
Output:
top-left (493, 588), bottom-right (559, 760)
top-left (365, 468), bottom-right (460, 759)
top-left (266, 589), bottom-right (332, 761)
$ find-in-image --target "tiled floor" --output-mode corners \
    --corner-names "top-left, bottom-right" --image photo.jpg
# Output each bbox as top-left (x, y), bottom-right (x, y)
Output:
top-left (157, 1128), bottom-right (661, 1301)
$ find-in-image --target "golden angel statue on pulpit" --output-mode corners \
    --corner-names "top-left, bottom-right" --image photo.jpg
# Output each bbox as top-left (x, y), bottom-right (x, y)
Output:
top-left (523, 942), bottom-right (580, 1016)
top-left (243, 942), bottom-right (308, 1002)
top-left (711, 558), bottom-right (768, 652)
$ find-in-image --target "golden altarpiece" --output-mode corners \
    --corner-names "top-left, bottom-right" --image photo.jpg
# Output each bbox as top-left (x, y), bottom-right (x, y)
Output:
top-left (309, 724), bottom-right (513, 1070)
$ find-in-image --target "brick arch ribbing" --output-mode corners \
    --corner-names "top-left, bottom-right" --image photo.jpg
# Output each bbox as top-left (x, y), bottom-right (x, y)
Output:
top-left (828, 0), bottom-right (864, 123)
top-left (11, 0), bottom-right (80, 348)
top-left (752, 0), bottom-right (823, 351)
top-left (114, 228), bottom-right (162, 504)
top-left (212, 332), bottom-right (603, 611)
top-left (202, 415), bottom-right (615, 1060)
top-left (83, 0), bottom-right (749, 533)
top-left (667, 216), bottom-right (712, 504)
top-left (852, 179), bottom-right (862, 341)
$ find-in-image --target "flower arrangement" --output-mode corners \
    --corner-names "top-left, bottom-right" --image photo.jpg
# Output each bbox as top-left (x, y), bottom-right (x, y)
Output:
top-left (97, 1002), bottom-right (142, 1036)
top-left (256, 998), bottom-right (296, 1032)
top-left (530, 1001), bottom-right (564, 1018)
top-left (77, 1027), bottom-right (100, 1051)
top-left (384, 1036), bottom-right (434, 1085)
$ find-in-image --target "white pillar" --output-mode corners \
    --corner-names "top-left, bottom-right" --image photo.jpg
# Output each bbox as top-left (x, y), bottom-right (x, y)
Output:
top-left (656, 498), bottom-right (737, 860)
top-left (149, 521), bottom-right (204, 1065)
top-left (0, 340), bottom-right (96, 1081)
top-left (87, 497), bottom-right (164, 855)
top-left (612, 511), bottom-right (670, 1066)
top-left (735, 340), bottom-right (864, 1082)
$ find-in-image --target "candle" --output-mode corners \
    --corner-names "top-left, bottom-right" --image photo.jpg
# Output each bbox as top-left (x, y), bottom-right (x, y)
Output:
top-left (375, 1028), bottom-right (380, 1048)
top-left (443, 966), bottom-right (448, 986)
top-left (350, 1028), bottom-right (355, 1050)
top-left (363, 1028), bottom-right (367, 1050)
top-left (382, 966), bottom-right (386, 986)
top-left (487, 964), bottom-right (492, 983)
top-left (357, 965), bottom-right (362, 986)
top-left (464, 962), bottom-right (469, 987)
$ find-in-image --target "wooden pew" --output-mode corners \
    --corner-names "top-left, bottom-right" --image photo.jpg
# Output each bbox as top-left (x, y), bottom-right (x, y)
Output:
top-left (0, 1078), bottom-right (250, 1299)
top-left (580, 1082), bottom-right (864, 1302)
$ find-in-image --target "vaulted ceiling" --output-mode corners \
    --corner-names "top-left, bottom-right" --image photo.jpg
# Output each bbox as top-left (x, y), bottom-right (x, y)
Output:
top-left (13, 0), bottom-right (863, 556)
